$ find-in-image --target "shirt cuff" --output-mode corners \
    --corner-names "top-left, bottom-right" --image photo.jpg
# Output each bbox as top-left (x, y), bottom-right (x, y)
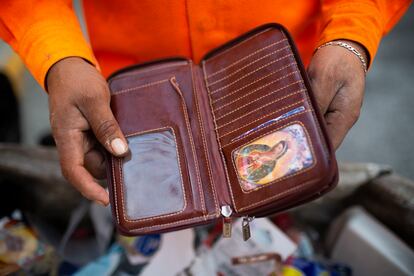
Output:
top-left (317, 1), bottom-right (384, 69)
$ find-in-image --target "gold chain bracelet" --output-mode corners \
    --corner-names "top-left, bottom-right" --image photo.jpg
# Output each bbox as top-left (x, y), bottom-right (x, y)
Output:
top-left (317, 41), bottom-right (368, 74)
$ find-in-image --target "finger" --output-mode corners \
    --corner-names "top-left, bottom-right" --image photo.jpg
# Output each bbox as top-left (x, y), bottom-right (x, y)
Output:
top-left (324, 86), bottom-right (362, 149)
top-left (79, 90), bottom-right (128, 157)
top-left (55, 129), bottom-right (109, 205)
top-left (84, 149), bottom-right (106, 179)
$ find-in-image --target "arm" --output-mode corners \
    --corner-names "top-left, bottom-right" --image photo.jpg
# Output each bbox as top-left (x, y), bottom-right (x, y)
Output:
top-left (309, 0), bottom-right (411, 148)
top-left (0, 0), bottom-right (128, 205)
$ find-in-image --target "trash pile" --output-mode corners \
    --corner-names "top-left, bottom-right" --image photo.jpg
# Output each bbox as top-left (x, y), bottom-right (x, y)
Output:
top-left (1, 145), bottom-right (414, 275)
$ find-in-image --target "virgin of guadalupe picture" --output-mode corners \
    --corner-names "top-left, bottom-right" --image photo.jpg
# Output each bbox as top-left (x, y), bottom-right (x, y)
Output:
top-left (233, 123), bottom-right (314, 192)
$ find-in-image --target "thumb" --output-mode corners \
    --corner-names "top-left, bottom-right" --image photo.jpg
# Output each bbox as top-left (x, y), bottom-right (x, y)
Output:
top-left (82, 96), bottom-right (128, 157)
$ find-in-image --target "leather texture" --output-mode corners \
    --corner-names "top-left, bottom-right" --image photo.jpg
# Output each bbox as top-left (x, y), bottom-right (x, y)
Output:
top-left (106, 24), bottom-right (338, 236)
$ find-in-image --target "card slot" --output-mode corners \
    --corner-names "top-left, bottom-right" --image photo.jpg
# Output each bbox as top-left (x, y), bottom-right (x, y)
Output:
top-left (214, 88), bottom-right (306, 126)
top-left (210, 62), bottom-right (296, 102)
top-left (208, 45), bottom-right (291, 85)
top-left (219, 100), bottom-right (309, 147)
top-left (213, 76), bottom-right (303, 112)
top-left (232, 106), bottom-right (306, 141)
top-left (208, 54), bottom-right (294, 95)
top-left (206, 39), bottom-right (288, 79)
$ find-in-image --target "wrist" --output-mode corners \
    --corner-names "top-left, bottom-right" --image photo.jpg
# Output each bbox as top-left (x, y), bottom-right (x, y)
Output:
top-left (317, 40), bottom-right (369, 74)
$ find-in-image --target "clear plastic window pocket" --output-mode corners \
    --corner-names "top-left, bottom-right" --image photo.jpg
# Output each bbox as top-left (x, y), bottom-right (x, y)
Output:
top-left (122, 129), bottom-right (185, 220)
top-left (232, 123), bottom-right (314, 192)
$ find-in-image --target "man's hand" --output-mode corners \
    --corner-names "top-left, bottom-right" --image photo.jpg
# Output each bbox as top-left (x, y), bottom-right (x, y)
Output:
top-left (47, 57), bottom-right (128, 206)
top-left (308, 40), bottom-right (367, 149)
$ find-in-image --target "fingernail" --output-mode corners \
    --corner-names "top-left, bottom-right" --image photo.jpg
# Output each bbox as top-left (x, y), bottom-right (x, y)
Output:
top-left (111, 138), bottom-right (127, 155)
top-left (95, 200), bottom-right (106, 207)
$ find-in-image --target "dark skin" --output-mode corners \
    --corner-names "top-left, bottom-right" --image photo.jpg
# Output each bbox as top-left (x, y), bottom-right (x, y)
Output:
top-left (46, 39), bottom-right (368, 206)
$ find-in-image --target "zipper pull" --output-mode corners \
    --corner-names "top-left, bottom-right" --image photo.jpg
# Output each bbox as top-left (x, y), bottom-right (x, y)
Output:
top-left (242, 216), bottom-right (255, 241)
top-left (221, 205), bottom-right (233, 238)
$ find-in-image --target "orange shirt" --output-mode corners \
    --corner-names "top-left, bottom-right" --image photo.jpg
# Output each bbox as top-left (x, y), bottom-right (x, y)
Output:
top-left (0, 0), bottom-right (411, 89)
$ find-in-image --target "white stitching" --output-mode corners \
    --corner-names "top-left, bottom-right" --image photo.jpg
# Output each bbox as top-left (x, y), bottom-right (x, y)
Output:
top-left (214, 77), bottom-right (302, 111)
top-left (206, 39), bottom-right (288, 79)
top-left (190, 62), bottom-right (220, 215)
top-left (112, 79), bottom-right (170, 95)
top-left (126, 213), bottom-right (218, 232)
top-left (208, 45), bottom-right (290, 85)
top-left (202, 61), bottom-right (237, 210)
top-left (209, 54), bottom-right (293, 94)
top-left (215, 90), bottom-right (306, 129)
top-left (110, 62), bottom-right (189, 82)
top-left (111, 157), bottom-right (120, 224)
top-left (205, 28), bottom-right (271, 63)
top-left (170, 77), bottom-right (207, 216)
top-left (211, 63), bottom-right (296, 102)
top-left (220, 106), bottom-right (310, 144)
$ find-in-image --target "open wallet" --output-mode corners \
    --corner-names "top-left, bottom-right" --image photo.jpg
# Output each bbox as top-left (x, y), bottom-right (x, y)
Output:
top-left (106, 23), bottom-right (338, 238)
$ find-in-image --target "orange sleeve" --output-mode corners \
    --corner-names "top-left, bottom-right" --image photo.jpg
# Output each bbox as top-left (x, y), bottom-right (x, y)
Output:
top-left (0, 0), bottom-right (97, 89)
top-left (318, 0), bottom-right (412, 67)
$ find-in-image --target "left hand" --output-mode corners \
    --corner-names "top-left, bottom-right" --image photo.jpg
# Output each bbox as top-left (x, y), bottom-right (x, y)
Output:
top-left (308, 40), bottom-right (367, 149)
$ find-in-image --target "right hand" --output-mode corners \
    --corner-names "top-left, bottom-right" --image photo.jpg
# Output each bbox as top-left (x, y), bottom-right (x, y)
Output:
top-left (47, 57), bottom-right (128, 206)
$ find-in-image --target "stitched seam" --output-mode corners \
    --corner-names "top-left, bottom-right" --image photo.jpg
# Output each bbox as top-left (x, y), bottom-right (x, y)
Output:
top-left (112, 79), bottom-right (170, 95)
top-left (230, 121), bottom-right (317, 195)
top-left (205, 28), bottom-right (271, 63)
top-left (238, 177), bottom-right (317, 212)
top-left (111, 157), bottom-right (120, 224)
top-left (209, 54), bottom-right (293, 95)
top-left (202, 61), bottom-right (237, 210)
top-left (211, 63), bottom-right (296, 102)
top-left (171, 79), bottom-right (207, 216)
top-left (119, 127), bottom-right (187, 222)
top-left (216, 91), bottom-right (306, 129)
top-left (190, 62), bottom-right (219, 216)
top-left (110, 62), bottom-right (188, 82)
top-left (220, 108), bottom-right (310, 144)
top-left (208, 46), bottom-right (290, 85)
top-left (215, 77), bottom-right (301, 111)
top-left (127, 213), bottom-right (218, 232)
top-left (206, 39), bottom-right (288, 79)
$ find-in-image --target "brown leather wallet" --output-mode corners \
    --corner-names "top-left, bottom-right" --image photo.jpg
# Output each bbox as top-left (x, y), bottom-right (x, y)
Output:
top-left (106, 24), bottom-right (338, 236)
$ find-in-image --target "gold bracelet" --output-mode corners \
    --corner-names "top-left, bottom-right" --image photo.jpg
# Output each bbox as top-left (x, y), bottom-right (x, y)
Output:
top-left (317, 41), bottom-right (368, 74)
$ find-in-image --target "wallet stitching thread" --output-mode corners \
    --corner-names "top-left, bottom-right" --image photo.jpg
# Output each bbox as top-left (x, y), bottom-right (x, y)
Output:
top-left (203, 61), bottom-right (238, 210)
top-left (117, 127), bottom-right (188, 222)
top-left (112, 78), bottom-right (170, 95)
top-left (214, 77), bottom-right (302, 112)
top-left (211, 63), bottom-right (296, 102)
top-left (216, 90), bottom-right (306, 128)
top-left (229, 121), bottom-right (318, 211)
top-left (208, 45), bottom-right (290, 85)
top-left (111, 157), bottom-right (120, 224)
top-left (170, 78), bottom-right (207, 216)
top-left (204, 28), bottom-right (271, 63)
top-left (110, 63), bottom-right (188, 83)
top-left (209, 54), bottom-right (293, 94)
top-left (190, 62), bottom-right (220, 216)
top-left (220, 107), bottom-right (310, 145)
top-left (127, 214), bottom-right (218, 232)
top-left (206, 39), bottom-right (287, 79)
